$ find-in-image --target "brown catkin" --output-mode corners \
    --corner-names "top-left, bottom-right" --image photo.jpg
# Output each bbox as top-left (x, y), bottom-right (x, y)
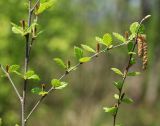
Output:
top-left (142, 36), bottom-right (148, 70)
top-left (137, 36), bottom-right (143, 58)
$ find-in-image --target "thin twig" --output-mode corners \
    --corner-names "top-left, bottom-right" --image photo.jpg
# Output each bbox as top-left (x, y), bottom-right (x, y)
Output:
top-left (0, 65), bottom-right (22, 102)
top-left (22, 0), bottom-right (33, 126)
top-left (30, 0), bottom-right (40, 12)
top-left (25, 42), bottom-right (127, 122)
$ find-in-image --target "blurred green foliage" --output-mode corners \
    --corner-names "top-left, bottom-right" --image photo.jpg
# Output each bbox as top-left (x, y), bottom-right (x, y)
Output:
top-left (0, 0), bottom-right (160, 126)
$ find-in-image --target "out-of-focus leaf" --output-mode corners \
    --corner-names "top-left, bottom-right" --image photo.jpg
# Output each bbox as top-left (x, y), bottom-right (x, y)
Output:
top-left (103, 107), bottom-right (117, 115)
top-left (31, 87), bottom-right (42, 94)
top-left (127, 72), bottom-right (141, 76)
top-left (36, 0), bottom-right (57, 15)
top-left (114, 81), bottom-right (123, 90)
top-left (130, 22), bottom-right (139, 34)
top-left (74, 46), bottom-right (83, 59)
top-left (81, 44), bottom-right (96, 53)
top-left (102, 33), bottom-right (112, 47)
top-left (51, 79), bottom-right (68, 90)
top-left (53, 58), bottom-right (66, 69)
top-left (8, 65), bottom-right (20, 73)
top-left (114, 94), bottom-right (119, 100)
top-left (113, 32), bottom-right (126, 43)
top-left (79, 57), bottom-right (91, 63)
top-left (111, 68), bottom-right (123, 76)
top-left (122, 96), bottom-right (134, 104)
top-left (24, 70), bottom-right (40, 80)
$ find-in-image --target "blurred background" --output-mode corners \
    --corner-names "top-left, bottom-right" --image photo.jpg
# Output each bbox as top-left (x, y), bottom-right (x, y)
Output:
top-left (0, 0), bottom-right (160, 126)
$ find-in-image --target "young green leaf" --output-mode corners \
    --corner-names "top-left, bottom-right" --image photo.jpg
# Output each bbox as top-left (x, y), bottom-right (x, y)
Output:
top-left (114, 94), bottom-right (119, 100)
top-left (111, 68), bottom-right (123, 76)
top-left (114, 81), bottom-right (123, 90)
top-left (128, 52), bottom-right (136, 55)
top-left (11, 23), bottom-right (24, 35)
top-left (8, 65), bottom-right (20, 73)
top-left (95, 36), bottom-right (103, 43)
top-left (127, 42), bottom-right (134, 52)
top-left (102, 33), bottom-right (112, 47)
top-left (24, 70), bottom-right (40, 80)
top-left (103, 107), bottom-right (117, 115)
top-left (113, 32), bottom-right (126, 43)
top-left (36, 0), bottom-right (57, 15)
top-left (127, 72), bottom-right (141, 76)
top-left (39, 91), bottom-right (48, 96)
top-left (130, 22), bottom-right (139, 34)
top-left (122, 96), bottom-right (134, 104)
top-left (130, 57), bottom-right (136, 65)
top-left (55, 82), bottom-right (68, 90)
top-left (74, 46), bottom-right (83, 59)
top-left (31, 87), bottom-right (42, 94)
top-left (79, 57), bottom-right (91, 63)
top-left (15, 124), bottom-right (19, 126)
top-left (51, 79), bottom-right (68, 90)
top-left (53, 58), bottom-right (66, 69)
top-left (81, 44), bottom-right (96, 53)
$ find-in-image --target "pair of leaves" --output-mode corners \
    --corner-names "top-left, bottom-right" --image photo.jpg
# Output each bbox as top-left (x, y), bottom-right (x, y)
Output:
top-left (113, 94), bottom-right (134, 104)
top-left (35, 0), bottom-right (57, 15)
top-left (96, 33), bottom-right (112, 47)
top-left (74, 46), bottom-right (91, 63)
top-left (24, 70), bottom-right (40, 80)
top-left (7, 65), bottom-right (40, 81)
top-left (11, 22), bottom-right (37, 36)
top-left (31, 87), bottom-right (48, 96)
top-left (51, 79), bottom-right (68, 90)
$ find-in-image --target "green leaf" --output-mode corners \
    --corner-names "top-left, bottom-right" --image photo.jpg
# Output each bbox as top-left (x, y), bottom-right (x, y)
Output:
top-left (24, 70), bottom-right (40, 80)
top-left (127, 72), bottom-right (141, 76)
top-left (102, 33), bottom-right (112, 47)
top-left (36, 0), bottom-right (57, 14)
top-left (51, 79), bottom-right (68, 90)
top-left (53, 58), bottom-right (66, 69)
top-left (24, 22), bottom-right (38, 35)
top-left (114, 81), bottom-right (123, 90)
top-left (130, 57), bottom-right (136, 65)
top-left (31, 87), bottom-right (42, 94)
top-left (138, 24), bottom-right (145, 34)
top-left (128, 52), bottom-right (136, 55)
top-left (113, 32), bottom-right (126, 43)
top-left (79, 57), bottom-right (91, 63)
top-left (103, 107), bottom-right (117, 115)
top-left (9, 65), bottom-right (20, 73)
top-left (114, 94), bottom-right (119, 100)
top-left (111, 68), bottom-right (123, 76)
top-left (130, 22), bottom-right (140, 34)
top-left (55, 82), bottom-right (68, 90)
top-left (11, 23), bottom-right (24, 35)
top-left (81, 44), bottom-right (96, 53)
top-left (122, 96), bottom-right (134, 104)
top-left (127, 42), bottom-right (134, 52)
top-left (39, 91), bottom-right (48, 96)
top-left (95, 36), bottom-right (103, 43)
top-left (15, 124), bottom-right (19, 126)
top-left (74, 46), bottom-right (83, 59)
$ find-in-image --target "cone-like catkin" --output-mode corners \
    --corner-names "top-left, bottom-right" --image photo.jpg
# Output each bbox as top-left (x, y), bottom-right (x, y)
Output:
top-left (137, 36), bottom-right (143, 58)
top-left (142, 37), bottom-right (148, 70)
